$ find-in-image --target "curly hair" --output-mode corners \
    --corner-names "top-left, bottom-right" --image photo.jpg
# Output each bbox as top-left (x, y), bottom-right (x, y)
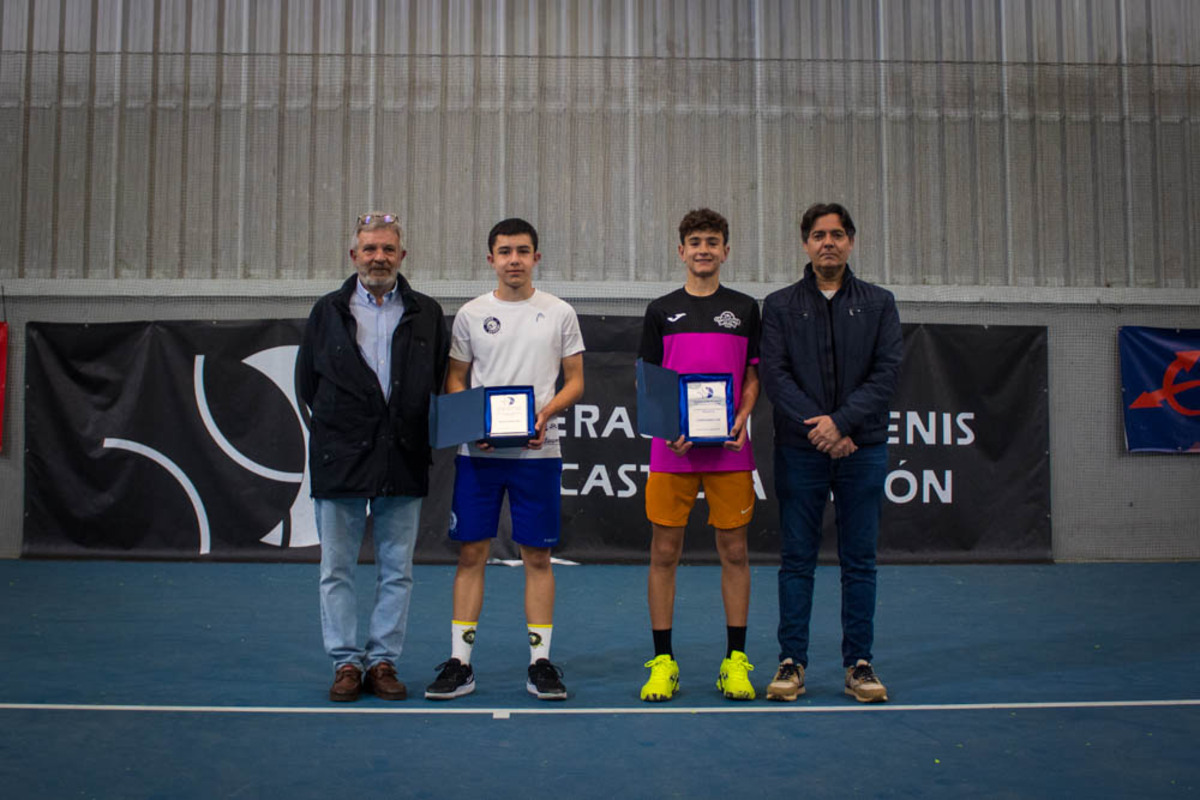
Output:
top-left (678, 208), bottom-right (729, 245)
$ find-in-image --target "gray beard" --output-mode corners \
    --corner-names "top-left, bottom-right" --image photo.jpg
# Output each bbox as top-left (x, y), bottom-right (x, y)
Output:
top-left (362, 274), bottom-right (397, 292)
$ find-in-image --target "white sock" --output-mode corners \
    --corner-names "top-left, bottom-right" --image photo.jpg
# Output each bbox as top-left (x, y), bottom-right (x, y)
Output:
top-left (452, 620), bottom-right (477, 665)
top-left (528, 624), bottom-right (553, 664)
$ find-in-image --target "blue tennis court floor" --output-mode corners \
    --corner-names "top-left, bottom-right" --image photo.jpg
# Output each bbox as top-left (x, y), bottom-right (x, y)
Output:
top-left (2, 560), bottom-right (1197, 798)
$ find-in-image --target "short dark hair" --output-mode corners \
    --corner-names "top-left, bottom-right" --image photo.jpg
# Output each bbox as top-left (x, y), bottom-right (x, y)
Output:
top-left (800, 203), bottom-right (856, 242)
top-left (678, 208), bottom-right (729, 245)
top-left (488, 217), bottom-right (539, 253)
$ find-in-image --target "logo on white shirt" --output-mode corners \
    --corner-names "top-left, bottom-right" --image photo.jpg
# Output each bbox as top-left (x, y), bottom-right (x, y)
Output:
top-left (667, 313), bottom-right (687, 323)
top-left (483, 316), bottom-right (501, 334)
top-left (714, 311), bottom-right (741, 329)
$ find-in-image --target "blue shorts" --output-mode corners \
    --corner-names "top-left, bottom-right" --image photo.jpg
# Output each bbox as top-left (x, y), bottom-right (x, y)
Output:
top-left (449, 455), bottom-right (563, 548)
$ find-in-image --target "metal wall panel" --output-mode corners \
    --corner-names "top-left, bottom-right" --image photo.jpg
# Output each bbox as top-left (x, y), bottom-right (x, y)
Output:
top-left (0, 0), bottom-right (1196, 287)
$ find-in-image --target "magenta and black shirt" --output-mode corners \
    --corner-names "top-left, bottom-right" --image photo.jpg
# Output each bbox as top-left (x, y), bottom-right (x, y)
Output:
top-left (638, 285), bottom-right (761, 474)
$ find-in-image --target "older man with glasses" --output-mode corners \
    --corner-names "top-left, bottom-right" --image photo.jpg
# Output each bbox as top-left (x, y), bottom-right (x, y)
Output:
top-left (296, 212), bottom-right (449, 702)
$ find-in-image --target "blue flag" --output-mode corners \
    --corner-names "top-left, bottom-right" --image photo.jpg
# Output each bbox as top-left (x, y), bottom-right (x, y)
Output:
top-left (1119, 326), bottom-right (1200, 453)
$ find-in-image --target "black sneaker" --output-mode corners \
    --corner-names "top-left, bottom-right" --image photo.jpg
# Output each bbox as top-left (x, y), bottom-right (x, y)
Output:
top-left (424, 658), bottom-right (475, 700)
top-left (526, 658), bottom-right (568, 700)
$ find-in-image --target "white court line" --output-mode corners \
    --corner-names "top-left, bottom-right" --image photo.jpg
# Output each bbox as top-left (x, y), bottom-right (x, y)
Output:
top-left (2, 699), bottom-right (1199, 719)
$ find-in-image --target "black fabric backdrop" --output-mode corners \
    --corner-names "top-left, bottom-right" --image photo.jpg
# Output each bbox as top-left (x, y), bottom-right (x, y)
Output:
top-left (24, 318), bottom-right (1049, 563)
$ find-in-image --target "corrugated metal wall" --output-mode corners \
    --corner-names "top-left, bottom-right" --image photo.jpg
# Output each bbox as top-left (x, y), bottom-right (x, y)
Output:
top-left (1, 1), bottom-right (1199, 562)
top-left (1, 0), bottom-right (1197, 287)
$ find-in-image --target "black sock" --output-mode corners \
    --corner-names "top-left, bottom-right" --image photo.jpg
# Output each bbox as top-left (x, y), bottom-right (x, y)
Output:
top-left (726, 626), bottom-right (747, 657)
top-left (652, 628), bottom-right (673, 658)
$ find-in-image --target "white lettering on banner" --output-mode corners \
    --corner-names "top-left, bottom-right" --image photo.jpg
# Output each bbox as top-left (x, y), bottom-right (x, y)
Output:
top-left (561, 463), bottom-right (578, 496)
top-left (925, 470), bottom-right (952, 503)
top-left (885, 460), bottom-right (953, 504)
top-left (575, 405), bottom-right (600, 438)
top-left (752, 469), bottom-right (766, 500)
top-left (561, 463), bottom-right (645, 498)
top-left (601, 407), bottom-right (635, 439)
top-left (580, 465), bottom-right (614, 496)
top-left (956, 413), bottom-right (976, 445)
top-left (568, 404), bottom-right (643, 439)
top-left (887, 411), bottom-right (976, 446)
top-left (562, 404), bottom-right (757, 439)
top-left (559, 461), bottom-right (767, 501)
top-left (557, 406), bottom-right (954, 505)
top-left (616, 464), bottom-right (640, 497)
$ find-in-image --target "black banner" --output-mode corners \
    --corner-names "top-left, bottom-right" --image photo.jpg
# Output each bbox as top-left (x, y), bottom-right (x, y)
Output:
top-left (24, 318), bottom-right (1049, 563)
top-left (878, 324), bottom-right (1050, 561)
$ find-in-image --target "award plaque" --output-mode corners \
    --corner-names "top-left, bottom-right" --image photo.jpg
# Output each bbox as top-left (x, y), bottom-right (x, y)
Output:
top-left (483, 385), bottom-right (536, 447)
top-left (679, 373), bottom-right (734, 444)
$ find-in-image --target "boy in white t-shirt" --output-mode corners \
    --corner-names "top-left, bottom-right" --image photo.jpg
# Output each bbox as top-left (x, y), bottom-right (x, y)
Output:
top-left (425, 218), bottom-right (585, 701)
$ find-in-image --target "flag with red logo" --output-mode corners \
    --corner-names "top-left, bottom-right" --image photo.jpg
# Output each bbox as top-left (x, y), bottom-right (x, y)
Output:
top-left (1119, 326), bottom-right (1200, 453)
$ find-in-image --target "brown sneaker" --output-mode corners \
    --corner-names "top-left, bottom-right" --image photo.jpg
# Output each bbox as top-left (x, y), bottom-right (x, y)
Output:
top-left (766, 660), bottom-right (805, 702)
top-left (365, 661), bottom-right (408, 701)
top-left (329, 664), bottom-right (362, 702)
top-left (844, 661), bottom-right (888, 703)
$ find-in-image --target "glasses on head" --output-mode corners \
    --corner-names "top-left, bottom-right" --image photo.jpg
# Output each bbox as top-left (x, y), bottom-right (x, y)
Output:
top-left (356, 213), bottom-right (398, 228)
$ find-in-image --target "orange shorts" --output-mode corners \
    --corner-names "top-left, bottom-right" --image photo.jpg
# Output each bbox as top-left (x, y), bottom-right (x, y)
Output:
top-left (645, 470), bottom-right (755, 530)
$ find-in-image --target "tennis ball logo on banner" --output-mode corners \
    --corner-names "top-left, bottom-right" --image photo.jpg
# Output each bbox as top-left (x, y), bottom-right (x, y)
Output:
top-left (101, 345), bottom-right (314, 555)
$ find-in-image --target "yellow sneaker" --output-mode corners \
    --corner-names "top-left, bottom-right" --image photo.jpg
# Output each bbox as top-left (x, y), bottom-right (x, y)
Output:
top-left (716, 651), bottom-right (756, 700)
top-left (640, 654), bottom-right (680, 702)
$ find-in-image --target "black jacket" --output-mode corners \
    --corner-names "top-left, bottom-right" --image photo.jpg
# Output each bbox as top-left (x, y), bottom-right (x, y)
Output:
top-left (296, 274), bottom-right (449, 498)
top-left (760, 264), bottom-right (902, 450)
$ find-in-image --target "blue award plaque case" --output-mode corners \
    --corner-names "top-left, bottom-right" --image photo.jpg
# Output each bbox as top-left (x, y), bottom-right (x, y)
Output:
top-left (483, 385), bottom-right (536, 448)
top-left (678, 373), bottom-right (735, 444)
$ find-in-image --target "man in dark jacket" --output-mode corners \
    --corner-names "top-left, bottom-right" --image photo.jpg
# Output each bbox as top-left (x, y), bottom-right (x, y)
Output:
top-left (296, 212), bottom-right (449, 702)
top-left (759, 203), bottom-right (902, 704)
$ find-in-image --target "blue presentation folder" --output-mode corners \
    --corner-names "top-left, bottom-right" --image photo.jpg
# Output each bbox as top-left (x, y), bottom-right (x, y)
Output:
top-left (635, 359), bottom-right (682, 441)
top-left (428, 386), bottom-right (536, 449)
top-left (428, 387), bottom-right (487, 449)
top-left (636, 359), bottom-right (734, 444)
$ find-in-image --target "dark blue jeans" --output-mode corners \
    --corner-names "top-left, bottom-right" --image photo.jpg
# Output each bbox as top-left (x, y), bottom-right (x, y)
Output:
top-left (775, 443), bottom-right (888, 668)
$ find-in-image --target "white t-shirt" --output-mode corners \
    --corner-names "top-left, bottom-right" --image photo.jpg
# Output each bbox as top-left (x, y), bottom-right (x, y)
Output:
top-left (450, 288), bottom-right (585, 459)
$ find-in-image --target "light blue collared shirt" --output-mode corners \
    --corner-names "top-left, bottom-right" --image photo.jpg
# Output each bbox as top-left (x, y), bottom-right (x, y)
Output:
top-left (351, 279), bottom-right (405, 402)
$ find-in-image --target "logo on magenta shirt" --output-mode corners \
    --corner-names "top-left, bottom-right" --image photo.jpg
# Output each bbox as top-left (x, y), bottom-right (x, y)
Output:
top-left (714, 311), bottom-right (741, 329)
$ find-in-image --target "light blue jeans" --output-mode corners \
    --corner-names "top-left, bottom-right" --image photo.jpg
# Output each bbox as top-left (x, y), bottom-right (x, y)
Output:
top-left (316, 495), bottom-right (421, 672)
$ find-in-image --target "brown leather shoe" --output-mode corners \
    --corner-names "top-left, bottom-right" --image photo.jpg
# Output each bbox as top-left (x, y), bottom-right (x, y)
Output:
top-left (329, 664), bottom-right (362, 702)
top-left (365, 661), bottom-right (407, 701)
